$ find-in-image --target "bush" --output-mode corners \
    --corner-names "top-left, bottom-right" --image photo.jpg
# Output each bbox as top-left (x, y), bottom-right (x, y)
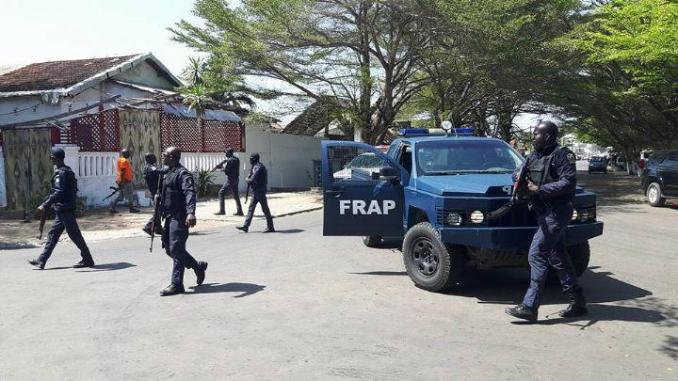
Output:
top-left (194, 169), bottom-right (216, 198)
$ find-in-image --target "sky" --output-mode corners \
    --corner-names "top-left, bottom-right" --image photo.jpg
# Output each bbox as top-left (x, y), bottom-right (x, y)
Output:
top-left (0, 0), bottom-right (201, 79)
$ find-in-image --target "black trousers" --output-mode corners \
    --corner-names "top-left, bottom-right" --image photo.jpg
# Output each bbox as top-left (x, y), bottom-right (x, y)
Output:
top-left (243, 191), bottom-right (274, 229)
top-left (162, 216), bottom-right (198, 286)
top-left (218, 178), bottom-right (242, 214)
top-left (39, 211), bottom-right (93, 263)
top-left (523, 202), bottom-right (580, 310)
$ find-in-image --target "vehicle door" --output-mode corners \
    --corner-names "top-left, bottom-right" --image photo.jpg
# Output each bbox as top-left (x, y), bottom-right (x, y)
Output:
top-left (658, 152), bottom-right (678, 196)
top-left (321, 141), bottom-right (407, 236)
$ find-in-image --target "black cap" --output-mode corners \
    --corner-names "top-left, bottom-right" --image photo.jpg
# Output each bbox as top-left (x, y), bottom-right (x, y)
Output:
top-left (250, 153), bottom-right (260, 161)
top-left (51, 147), bottom-right (65, 159)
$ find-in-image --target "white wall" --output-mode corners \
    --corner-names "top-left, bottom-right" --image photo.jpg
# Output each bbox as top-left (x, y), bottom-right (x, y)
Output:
top-left (0, 147), bottom-right (7, 207)
top-left (245, 126), bottom-right (321, 189)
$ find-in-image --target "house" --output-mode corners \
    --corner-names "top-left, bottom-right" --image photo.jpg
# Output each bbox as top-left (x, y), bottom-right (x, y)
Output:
top-left (282, 98), bottom-right (348, 139)
top-left (0, 53), bottom-right (243, 211)
top-left (0, 53), bottom-right (321, 213)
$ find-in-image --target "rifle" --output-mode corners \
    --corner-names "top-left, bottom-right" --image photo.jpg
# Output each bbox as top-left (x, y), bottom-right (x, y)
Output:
top-left (37, 208), bottom-right (47, 239)
top-left (102, 186), bottom-right (120, 201)
top-left (149, 172), bottom-right (164, 253)
top-left (244, 183), bottom-right (251, 204)
top-left (486, 160), bottom-right (530, 221)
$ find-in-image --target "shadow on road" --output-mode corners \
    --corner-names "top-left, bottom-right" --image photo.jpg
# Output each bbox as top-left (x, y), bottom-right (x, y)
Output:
top-left (76, 262), bottom-right (137, 272)
top-left (350, 271), bottom-right (407, 276)
top-left (188, 282), bottom-right (266, 298)
top-left (660, 336), bottom-right (678, 361)
top-left (455, 266), bottom-right (652, 306)
top-left (266, 229), bottom-right (304, 234)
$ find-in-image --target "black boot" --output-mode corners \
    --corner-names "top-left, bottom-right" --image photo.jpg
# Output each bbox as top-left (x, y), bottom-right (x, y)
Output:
top-left (233, 211), bottom-right (244, 216)
top-left (195, 261), bottom-right (208, 286)
top-left (28, 259), bottom-right (45, 270)
top-left (73, 259), bottom-right (95, 268)
top-left (236, 226), bottom-right (248, 233)
top-left (505, 304), bottom-right (538, 322)
top-left (263, 226), bottom-right (275, 233)
top-left (214, 211), bottom-right (225, 215)
top-left (559, 289), bottom-right (588, 318)
top-left (160, 284), bottom-right (185, 296)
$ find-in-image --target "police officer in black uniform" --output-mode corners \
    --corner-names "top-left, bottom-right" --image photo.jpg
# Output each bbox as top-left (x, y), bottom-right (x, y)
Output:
top-left (158, 146), bottom-right (208, 296)
top-left (28, 147), bottom-right (95, 269)
top-left (142, 152), bottom-right (163, 236)
top-left (505, 121), bottom-right (588, 321)
top-left (212, 148), bottom-right (243, 216)
top-left (236, 153), bottom-right (274, 233)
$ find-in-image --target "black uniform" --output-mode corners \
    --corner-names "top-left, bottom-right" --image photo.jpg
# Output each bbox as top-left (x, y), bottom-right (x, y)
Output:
top-left (217, 156), bottom-right (242, 215)
top-left (520, 144), bottom-right (581, 310)
top-left (143, 163), bottom-right (161, 197)
top-left (143, 164), bottom-right (164, 234)
top-left (160, 164), bottom-right (201, 287)
top-left (242, 162), bottom-right (274, 231)
top-left (38, 165), bottom-right (93, 265)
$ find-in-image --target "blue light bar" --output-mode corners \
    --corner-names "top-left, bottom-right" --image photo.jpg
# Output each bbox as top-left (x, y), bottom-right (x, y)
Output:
top-left (454, 127), bottom-right (475, 136)
top-left (399, 128), bottom-right (429, 136)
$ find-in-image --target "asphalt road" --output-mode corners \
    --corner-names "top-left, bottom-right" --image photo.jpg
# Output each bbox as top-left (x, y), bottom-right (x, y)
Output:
top-left (0, 172), bottom-right (676, 380)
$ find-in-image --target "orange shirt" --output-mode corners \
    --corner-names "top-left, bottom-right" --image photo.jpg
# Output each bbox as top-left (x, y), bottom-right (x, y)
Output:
top-left (116, 157), bottom-right (133, 183)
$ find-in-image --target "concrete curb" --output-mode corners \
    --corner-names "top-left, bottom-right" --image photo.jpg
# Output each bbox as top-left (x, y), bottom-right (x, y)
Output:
top-left (0, 205), bottom-right (324, 251)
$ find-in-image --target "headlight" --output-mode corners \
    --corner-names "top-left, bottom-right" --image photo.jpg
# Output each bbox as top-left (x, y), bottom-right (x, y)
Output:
top-left (578, 208), bottom-right (596, 222)
top-left (447, 212), bottom-right (463, 226)
top-left (572, 207), bottom-right (596, 222)
top-left (469, 210), bottom-right (484, 224)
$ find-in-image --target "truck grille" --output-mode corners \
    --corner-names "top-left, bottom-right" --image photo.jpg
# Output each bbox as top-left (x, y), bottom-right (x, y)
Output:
top-left (487, 205), bottom-right (536, 227)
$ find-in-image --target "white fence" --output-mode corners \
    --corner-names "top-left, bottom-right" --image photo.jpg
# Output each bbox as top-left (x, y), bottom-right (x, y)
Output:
top-left (1, 130), bottom-right (322, 209)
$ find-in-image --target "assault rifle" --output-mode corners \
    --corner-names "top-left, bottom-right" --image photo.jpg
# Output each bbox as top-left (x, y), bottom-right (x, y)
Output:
top-left (102, 186), bottom-right (120, 201)
top-left (149, 173), bottom-right (164, 253)
top-left (37, 208), bottom-right (47, 239)
top-left (244, 183), bottom-right (251, 204)
top-left (486, 160), bottom-right (530, 221)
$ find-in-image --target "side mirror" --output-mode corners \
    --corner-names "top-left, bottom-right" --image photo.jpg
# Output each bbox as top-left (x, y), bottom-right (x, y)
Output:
top-left (378, 166), bottom-right (400, 181)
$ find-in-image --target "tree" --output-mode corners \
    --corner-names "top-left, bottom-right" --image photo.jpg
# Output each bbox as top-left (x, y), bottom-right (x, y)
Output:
top-left (171, 0), bottom-right (431, 144)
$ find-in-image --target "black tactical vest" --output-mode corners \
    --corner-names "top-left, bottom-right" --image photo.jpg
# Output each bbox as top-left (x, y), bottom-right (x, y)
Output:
top-left (527, 147), bottom-right (561, 187)
top-left (162, 166), bottom-right (187, 212)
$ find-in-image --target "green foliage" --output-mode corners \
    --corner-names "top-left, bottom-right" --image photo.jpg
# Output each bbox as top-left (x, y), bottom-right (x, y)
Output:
top-left (194, 169), bottom-right (215, 198)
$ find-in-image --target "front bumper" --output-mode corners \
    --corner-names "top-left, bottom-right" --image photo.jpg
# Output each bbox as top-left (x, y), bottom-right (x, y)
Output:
top-left (439, 221), bottom-right (604, 249)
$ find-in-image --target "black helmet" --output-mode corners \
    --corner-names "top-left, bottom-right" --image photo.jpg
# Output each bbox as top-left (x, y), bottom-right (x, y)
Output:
top-left (51, 147), bottom-right (65, 160)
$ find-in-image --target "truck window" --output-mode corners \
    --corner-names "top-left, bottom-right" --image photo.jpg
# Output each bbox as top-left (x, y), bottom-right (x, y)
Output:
top-left (328, 145), bottom-right (390, 182)
top-left (415, 140), bottom-right (523, 175)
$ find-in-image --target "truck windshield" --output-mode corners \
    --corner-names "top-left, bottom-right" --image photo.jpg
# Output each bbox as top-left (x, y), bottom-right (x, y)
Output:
top-left (416, 140), bottom-right (523, 175)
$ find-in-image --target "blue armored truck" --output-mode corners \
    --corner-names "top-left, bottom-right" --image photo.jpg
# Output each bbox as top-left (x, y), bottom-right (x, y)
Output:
top-left (321, 129), bottom-right (604, 292)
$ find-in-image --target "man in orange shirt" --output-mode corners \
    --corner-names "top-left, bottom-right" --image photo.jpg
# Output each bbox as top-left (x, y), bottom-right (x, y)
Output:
top-left (110, 148), bottom-right (139, 213)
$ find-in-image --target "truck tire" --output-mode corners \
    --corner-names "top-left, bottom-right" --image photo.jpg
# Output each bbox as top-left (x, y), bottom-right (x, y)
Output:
top-left (646, 182), bottom-right (666, 207)
top-left (402, 222), bottom-right (462, 292)
top-left (362, 235), bottom-right (382, 248)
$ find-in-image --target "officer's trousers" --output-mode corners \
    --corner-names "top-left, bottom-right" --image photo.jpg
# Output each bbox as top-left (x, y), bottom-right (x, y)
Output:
top-left (218, 178), bottom-right (242, 214)
top-left (523, 202), bottom-right (580, 310)
top-left (39, 211), bottom-right (93, 263)
top-left (162, 217), bottom-right (198, 286)
top-left (243, 191), bottom-right (273, 229)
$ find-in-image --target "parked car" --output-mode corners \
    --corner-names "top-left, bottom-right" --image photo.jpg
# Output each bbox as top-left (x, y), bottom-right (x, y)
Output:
top-left (332, 152), bottom-right (385, 180)
top-left (641, 150), bottom-right (678, 207)
top-left (588, 156), bottom-right (608, 174)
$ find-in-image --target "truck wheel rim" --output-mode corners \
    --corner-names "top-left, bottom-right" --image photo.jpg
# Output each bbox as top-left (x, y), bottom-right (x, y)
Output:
top-left (648, 186), bottom-right (658, 202)
top-left (411, 237), bottom-right (439, 276)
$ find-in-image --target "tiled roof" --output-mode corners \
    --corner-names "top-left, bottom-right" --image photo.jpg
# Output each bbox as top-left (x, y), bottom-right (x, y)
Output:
top-left (0, 55), bottom-right (139, 93)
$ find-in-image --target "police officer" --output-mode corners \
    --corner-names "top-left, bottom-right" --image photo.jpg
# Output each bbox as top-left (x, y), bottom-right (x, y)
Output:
top-left (142, 152), bottom-right (163, 236)
top-left (236, 153), bottom-right (274, 233)
top-left (212, 148), bottom-right (243, 216)
top-left (505, 121), bottom-right (588, 321)
top-left (28, 148), bottom-right (95, 269)
top-left (158, 146), bottom-right (208, 296)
